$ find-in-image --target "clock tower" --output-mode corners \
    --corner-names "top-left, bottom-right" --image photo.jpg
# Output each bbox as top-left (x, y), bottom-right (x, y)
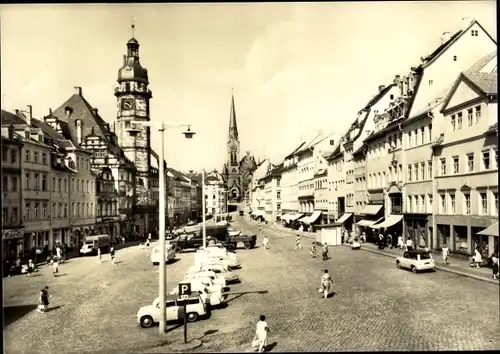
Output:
top-left (115, 27), bottom-right (153, 190)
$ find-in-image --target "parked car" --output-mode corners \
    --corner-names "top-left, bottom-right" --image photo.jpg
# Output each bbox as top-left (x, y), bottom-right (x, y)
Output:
top-left (137, 293), bottom-right (207, 328)
top-left (189, 263), bottom-right (240, 283)
top-left (169, 281), bottom-right (226, 307)
top-left (396, 250), bottom-right (435, 273)
top-left (186, 272), bottom-right (227, 288)
top-left (194, 252), bottom-right (240, 269)
top-left (227, 228), bottom-right (241, 237)
top-left (198, 246), bottom-right (238, 260)
top-left (150, 244), bottom-right (176, 265)
top-left (185, 270), bottom-right (232, 285)
top-left (350, 238), bottom-right (361, 250)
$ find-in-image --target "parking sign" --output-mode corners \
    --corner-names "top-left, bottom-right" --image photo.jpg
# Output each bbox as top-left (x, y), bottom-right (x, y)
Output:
top-left (178, 282), bottom-right (191, 300)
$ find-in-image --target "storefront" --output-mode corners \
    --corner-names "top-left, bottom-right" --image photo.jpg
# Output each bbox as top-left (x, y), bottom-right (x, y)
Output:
top-left (404, 214), bottom-right (432, 249)
top-left (476, 222), bottom-right (499, 258)
top-left (355, 203), bottom-right (384, 241)
top-left (2, 228), bottom-right (24, 261)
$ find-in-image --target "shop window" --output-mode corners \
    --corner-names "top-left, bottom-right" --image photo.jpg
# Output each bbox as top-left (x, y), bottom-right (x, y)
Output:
top-left (437, 224), bottom-right (450, 249)
top-left (473, 230), bottom-right (489, 258)
top-left (453, 225), bottom-right (468, 253)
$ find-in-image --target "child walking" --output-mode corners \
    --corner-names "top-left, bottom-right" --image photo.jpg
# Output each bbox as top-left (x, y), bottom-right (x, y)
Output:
top-left (295, 234), bottom-right (302, 250)
top-left (262, 235), bottom-right (269, 250)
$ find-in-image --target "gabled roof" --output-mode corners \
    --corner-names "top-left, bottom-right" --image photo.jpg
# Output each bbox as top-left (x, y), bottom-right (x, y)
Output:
top-left (420, 20), bottom-right (496, 69)
top-left (441, 51), bottom-right (498, 113)
top-left (1, 110), bottom-right (26, 125)
top-left (284, 141), bottom-right (306, 159)
top-left (51, 90), bottom-right (111, 142)
top-left (352, 143), bottom-right (366, 158)
top-left (365, 84), bottom-right (395, 108)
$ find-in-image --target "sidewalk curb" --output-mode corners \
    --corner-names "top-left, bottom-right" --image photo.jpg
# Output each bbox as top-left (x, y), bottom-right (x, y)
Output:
top-left (350, 244), bottom-right (499, 285)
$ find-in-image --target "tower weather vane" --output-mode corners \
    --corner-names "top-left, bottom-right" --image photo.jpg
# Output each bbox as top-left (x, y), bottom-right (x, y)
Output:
top-left (131, 17), bottom-right (136, 37)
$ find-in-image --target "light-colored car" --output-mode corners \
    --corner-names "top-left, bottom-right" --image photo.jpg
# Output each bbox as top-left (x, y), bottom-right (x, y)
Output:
top-left (396, 250), bottom-right (435, 273)
top-left (169, 281), bottom-right (226, 307)
top-left (350, 238), bottom-right (361, 249)
top-left (227, 228), bottom-right (241, 237)
top-left (189, 263), bottom-right (240, 283)
top-left (137, 293), bottom-right (207, 328)
top-left (184, 271), bottom-right (227, 289)
top-left (151, 244), bottom-right (176, 265)
top-left (195, 252), bottom-right (240, 269)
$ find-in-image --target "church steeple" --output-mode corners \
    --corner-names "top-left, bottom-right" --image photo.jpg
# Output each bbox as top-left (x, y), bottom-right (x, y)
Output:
top-left (228, 89), bottom-right (239, 141)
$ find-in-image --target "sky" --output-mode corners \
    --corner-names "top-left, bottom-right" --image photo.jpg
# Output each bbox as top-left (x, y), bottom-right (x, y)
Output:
top-left (1, 2), bottom-right (496, 173)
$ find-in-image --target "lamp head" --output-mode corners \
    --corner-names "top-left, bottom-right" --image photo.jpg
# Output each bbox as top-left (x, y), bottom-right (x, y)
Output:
top-left (183, 126), bottom-right (196, 139)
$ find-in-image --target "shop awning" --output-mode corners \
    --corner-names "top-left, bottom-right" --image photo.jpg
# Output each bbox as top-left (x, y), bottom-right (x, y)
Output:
top-left (280, 213), bottom-right (291, 221)
top-left (305, 210), bottom-right (322, 224)
top-left (356, 217), bottom-right (384, 227)
top-left (371, 214), bottom-right (403, 229)
top-left (360, 204), bottom-right (383, 215)
top-left (297, 215), bottom-right (309, 223)
top-left (289, 214), bottom-right (304, 221)
top-left (335, 213), bottom-right (352, 225)
top-left (253, 210), bottom-right (265, 217)
top-left (477, 222), bottom-right (499, 237)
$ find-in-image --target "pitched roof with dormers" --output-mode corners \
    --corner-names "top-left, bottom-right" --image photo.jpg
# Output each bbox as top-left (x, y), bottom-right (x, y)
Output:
top-left (1, 110), bottom-right (25, 125)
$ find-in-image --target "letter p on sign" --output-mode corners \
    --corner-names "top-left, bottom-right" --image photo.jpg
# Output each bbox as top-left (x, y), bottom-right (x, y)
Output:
top-left (179, 283), bottom-right (192, 299)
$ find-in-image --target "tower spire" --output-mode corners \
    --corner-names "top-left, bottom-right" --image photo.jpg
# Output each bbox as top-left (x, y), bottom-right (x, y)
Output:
top-left (228, 89), bottom-right (238, 140)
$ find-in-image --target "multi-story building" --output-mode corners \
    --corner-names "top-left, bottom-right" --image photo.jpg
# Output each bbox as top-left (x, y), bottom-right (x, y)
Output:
top-left (203, 170), bottom-right (227, 218)
top-left (262, 163), bottom-right (283, 223)
top-left (249, 159), bottom-right (271, 221)
top-left (280, 143), bottom-right (303, 223)
top-left (166, 168), bottom-right (193, 227)
top-left (185, 171), bottom-right (205, 222)
top-left (352, 143), bottom-right (368, 219)
top-left (95, 167), bottom-right (120, 239)
top-left (400, 20), bottom-right (496, 249)
top-left (1, 127), bottom-right (24, 260)
top-left (49, 87), bottom-right (136, 239)
top-left (295, 132), bottom-right (335, 229)
top-left (313, 149), bottom-right (332, 225)
top-left (431, 50), bottom-right (497, 258)
top-left (326, 144), bottom-right (346, 223)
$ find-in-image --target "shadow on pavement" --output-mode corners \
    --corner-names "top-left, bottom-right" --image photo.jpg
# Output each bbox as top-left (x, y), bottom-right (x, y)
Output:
top-left (167, 258), bottom-right (180, 265)
top-left (166, 323), bottom-right (183, 333)
top-left (46, 305), bottom-right (62, 313)
top-left (55, 273), bottom-right (67, 277)
top-left (266, 342), bottom-right (278, 351)
top-left (3, 304), bottom-right (38, 328)
top-left (225, 290), bottom-right (269, 303)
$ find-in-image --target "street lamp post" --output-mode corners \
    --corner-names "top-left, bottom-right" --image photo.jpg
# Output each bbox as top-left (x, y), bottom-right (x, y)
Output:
top-left (128, 120), bottom-right (195, 335)
top-left (202, 169), bottom-right (206, 249)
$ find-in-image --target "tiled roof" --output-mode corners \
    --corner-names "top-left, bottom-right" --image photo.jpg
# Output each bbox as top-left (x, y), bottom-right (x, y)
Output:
top-left (463, 70), bottom-right (497, 95)
top-left (352, 143), bottom-right (366, 157)
top-left (422, 30), bottom-right (462, 65)
top-left (407, 97), bottom-right (445, 121)
top-left (365, 84), bottom-right (395, 108)
top-left (30, 117), bottom-right (67, 144)
top-left (51, 90), bottom-right (113, 143)
top-left (284, 141), bottom-right (305, 159)
top-left (1, 110), bottom-right (26, 125)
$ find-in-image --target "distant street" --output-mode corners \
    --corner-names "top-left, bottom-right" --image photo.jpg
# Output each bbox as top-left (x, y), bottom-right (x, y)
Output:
top-left (3, 218), bottom-right (500, 353)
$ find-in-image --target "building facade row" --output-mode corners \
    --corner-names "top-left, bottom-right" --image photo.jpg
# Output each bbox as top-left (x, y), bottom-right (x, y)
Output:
top-left (249, 18), bottom-right (498, 258)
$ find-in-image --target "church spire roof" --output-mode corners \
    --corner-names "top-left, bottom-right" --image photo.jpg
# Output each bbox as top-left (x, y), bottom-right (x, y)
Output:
top-left (228, 88), bottom-right (238, 141)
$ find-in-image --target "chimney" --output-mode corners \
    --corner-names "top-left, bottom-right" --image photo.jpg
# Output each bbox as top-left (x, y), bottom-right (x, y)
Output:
top-left (74, 87), bottom-right (82, 95)
top-left (378, 85), bottom-right (385, 93)
top-left (92, 108), bottom-right (98, 116)
top-left (75, 120), bottom-right (82, 145)
top-left (26, 105), bottom-right (32, 126)
top-left (393, 75), bottom-right (401, 85)
top-left (441, 31), bottom-right (451, 44)
top-left (8, 125), bottom-right (14, 140)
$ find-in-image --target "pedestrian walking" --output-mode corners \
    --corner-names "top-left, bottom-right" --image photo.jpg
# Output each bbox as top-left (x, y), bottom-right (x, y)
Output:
top-left (309, 243), bottom-right (317, 258)
top-left (262, 235), bottom-right (269, 250)
top-left (378, 232), bottom-right (385, 249)
top-left (472, 248), bottom-right (482, 269)
top-left (387, 233), bottom-right (393, 249)
top-left (442, 245), bottom-right (450, 266)
top-left (252, 315), bottom-right (269, 353)
top-left (121, 236), bottom-right (125, 244)
top-left (360, 231), bottom-right (367, 243)
top-left (146, 238), bottom-right (150, 248)
top-left (322, 242), bottom-right (329, 261)
top-left (397, 235), bottom-right (404, 249)
top-left (491, 253), bottom-right (499, 280)
top-left (27, 259), bottom-right (35, 277)
top-left (295, 234), bottom-right (302, 250)
top-left (319, 269), bottom-right (333, 299)
top-left (406, 237), bottom-right (413, 251)
top-left (37, 286), bottom-right (50, 313)
top-left (110, 246), bottom-right (116, 264)
top-left (52, 258), bottom-right (59, 277)
top-left (97, 247), bottom-right (102, 261)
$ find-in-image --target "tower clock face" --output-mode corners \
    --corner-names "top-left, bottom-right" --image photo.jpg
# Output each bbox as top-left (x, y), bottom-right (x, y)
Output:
top-left (121, 99), bottom-right (135, 110)
top-left (230, 142), bottom-right (238, 151)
